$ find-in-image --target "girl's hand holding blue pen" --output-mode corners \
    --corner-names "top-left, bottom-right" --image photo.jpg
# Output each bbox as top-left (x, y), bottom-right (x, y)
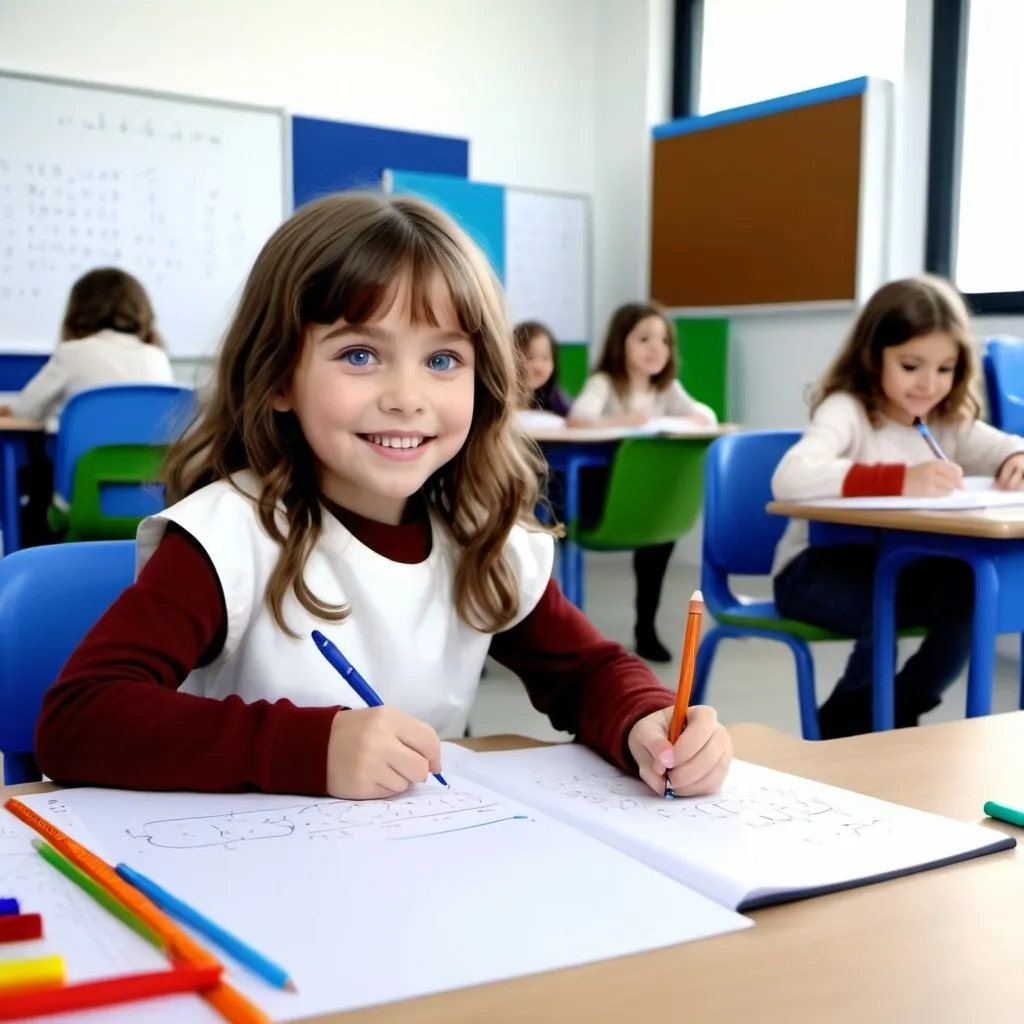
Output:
top-left (903, 460), bottom-right (962, 497)
top-left (326, 707), bottom-right (443, 800)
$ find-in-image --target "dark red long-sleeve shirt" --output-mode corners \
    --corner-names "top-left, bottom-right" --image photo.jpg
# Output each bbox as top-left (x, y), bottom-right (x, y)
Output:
top-left (36, 505), bottom-right (673, 795)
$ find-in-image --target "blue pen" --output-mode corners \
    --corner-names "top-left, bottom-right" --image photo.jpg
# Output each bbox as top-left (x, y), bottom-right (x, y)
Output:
top-left (311, 629), bottom-right (450, 789)
top-left (114, 863), bottom-right (296, 991)
top-left (913, 416), bottom-right (950, 462)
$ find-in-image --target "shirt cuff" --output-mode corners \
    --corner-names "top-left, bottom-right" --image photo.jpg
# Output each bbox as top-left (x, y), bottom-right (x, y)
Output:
top-left (842, 463), bottom-right (906, 497)
top-left (258, 703), bottom-right (341, 795)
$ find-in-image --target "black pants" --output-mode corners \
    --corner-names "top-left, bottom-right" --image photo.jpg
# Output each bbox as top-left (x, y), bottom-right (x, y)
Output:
top-left (578, 466), bottom-right (675, 637)
top-left (774, 544), bottom-right (973, 728)
top-left (18, 434), bottom-right (57, 549)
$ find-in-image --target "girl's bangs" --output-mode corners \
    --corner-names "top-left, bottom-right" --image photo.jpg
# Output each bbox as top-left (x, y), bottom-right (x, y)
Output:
top-left (299, 220), bottom-right (491, 340)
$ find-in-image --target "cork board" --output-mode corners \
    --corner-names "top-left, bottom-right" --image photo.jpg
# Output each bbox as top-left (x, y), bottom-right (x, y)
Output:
top-left (650, 93), bottom-right (864, 307)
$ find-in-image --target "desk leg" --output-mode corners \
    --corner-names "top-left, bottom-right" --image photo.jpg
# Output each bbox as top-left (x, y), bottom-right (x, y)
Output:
top-left (965, 557), bottom-right (998, 718)
top-left (871, 548), bottom-right (905, 732)
top-left (563, 455), bottom-right (582, 609)
top-left (0, 437), bottom-right (21, 556)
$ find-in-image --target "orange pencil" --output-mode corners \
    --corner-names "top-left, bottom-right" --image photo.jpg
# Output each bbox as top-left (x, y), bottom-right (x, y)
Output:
top-left (664, 590), bottom-right (704, 799)
top-left (3, 799), bottom-right (271, 1024)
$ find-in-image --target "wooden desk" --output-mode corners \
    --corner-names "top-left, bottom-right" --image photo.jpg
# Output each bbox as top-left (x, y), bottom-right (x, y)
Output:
top-left (768, 498), bottom-right (1024, 539)
top-left (7, 723), bottom-right (1004, 1022)
top-left (287, 718), bottom-right (1023, 1023)
top-left (768, 500), bottom-right (1024, 729)
top-left (526, 423), bottom-right (737, 444)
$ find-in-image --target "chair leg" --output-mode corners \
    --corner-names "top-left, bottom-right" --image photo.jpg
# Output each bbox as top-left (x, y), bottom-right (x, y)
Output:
top-left (693, 627), bottom-right (726, 705)
top-left (782, 637), bottom-right (821, 741)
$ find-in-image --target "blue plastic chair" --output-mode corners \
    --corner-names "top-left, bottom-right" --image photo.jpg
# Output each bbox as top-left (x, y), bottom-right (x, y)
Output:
top-left (982, 336), bottom-right (1024, 434)
top-left (0, 541), bottom-right (136, 784)
top-left (52, 383), bottom-right (195, 514)
top-left (691, 431), bottom-right (857, 741)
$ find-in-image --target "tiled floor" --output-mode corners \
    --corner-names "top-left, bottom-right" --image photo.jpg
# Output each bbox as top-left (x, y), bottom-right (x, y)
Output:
top-left (469, 552), bottom-right (1024, 742)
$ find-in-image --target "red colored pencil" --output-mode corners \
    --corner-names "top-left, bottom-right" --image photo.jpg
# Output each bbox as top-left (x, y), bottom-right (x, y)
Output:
top-left (0, 914), bottom-right (42, 944)
top-left (0, 965), bottom-right (222, 1021)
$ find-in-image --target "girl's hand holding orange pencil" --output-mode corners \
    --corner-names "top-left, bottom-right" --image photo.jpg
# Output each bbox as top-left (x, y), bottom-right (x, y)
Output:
top-left (627, 705), bottom-right (732, 798)
top-left (326, 707), bottom-right (442, 800)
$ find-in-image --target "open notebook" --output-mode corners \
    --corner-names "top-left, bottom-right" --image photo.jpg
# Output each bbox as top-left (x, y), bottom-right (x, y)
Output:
top-left (793, 476), bottom-right (1024, 511)
top-left (6, 745), bottom-right (1012, 1020)
top-left (453, 743), bottom-right (1015, 912)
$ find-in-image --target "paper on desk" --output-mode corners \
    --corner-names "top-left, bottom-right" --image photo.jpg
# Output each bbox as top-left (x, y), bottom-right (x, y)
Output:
top-left (792, 476), bottom-right (1024, 510)
top-left (461, 745), bottom-right (1016, 911)
top-left (20, 777), bottom-right (749, 1021)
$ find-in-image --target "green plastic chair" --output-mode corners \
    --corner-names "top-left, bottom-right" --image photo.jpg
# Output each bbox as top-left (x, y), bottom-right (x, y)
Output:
top-left (52, 444), bottom-right (170, 541)
top-left (569, 436), bottom-right (708, 550)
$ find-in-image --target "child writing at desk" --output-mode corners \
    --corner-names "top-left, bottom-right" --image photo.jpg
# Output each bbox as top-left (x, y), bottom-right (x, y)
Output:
top-left (36, 192), bottom-right (732, 802)
top-left (772, 275), bottom-right (1024, 738)
top-left (0, 267), bottom-right (173, 546)
top-left (568, 303), bottom-right (717, 662)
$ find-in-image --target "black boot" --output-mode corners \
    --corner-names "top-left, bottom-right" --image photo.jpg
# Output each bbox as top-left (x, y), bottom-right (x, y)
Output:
top-left (817, 688), bottom-right (873, 739)
top-left (633, 542), bottom-right (675, 663)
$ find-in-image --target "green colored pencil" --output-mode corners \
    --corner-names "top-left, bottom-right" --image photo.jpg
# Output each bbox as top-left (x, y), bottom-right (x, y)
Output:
top-left (32, 839), bottom-right (166, 952)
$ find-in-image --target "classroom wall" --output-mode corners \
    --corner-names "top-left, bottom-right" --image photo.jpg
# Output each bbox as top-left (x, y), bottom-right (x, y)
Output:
top-left (0, 0), bottom-right (673, 385)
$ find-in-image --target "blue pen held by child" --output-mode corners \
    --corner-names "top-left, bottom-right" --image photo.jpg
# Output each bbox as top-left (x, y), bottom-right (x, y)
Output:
top-left (311, 629), bottom-right (450, 789)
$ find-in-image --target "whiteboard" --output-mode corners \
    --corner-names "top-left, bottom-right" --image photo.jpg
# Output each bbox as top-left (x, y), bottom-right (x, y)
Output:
top-left (503, 188), bottom-right (589, 343)
top-left (0, 73), bottom-right (287, 357)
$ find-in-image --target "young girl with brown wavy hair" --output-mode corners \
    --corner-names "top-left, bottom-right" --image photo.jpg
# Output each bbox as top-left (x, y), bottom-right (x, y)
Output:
top-left (36, 192), bottom-right (732, 802)
top-left (772, 275), bottom-right (1024, 738)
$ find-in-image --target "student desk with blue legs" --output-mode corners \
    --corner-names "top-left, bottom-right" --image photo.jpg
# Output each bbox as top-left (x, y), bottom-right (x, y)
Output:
top-left (5, 715), bottom-right (1023, 1021)
top-left (767, 500), bottom-right (1024, 731)
top-left (526, 424), bottom-right (734, 609)
top-left (0, 417), bottom-right (46, 556)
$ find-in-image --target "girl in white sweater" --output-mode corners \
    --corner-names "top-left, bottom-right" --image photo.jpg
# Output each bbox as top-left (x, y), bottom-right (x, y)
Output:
top-left (569, 303), bottom-right (717, 662)
top-left (772, 275), bottom-right (1024, 738)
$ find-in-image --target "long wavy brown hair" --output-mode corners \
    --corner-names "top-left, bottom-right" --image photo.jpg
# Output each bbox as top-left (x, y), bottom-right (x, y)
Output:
top-left (813, 275), bottom-right (981, 424)
top-left (595, 302), bottom-right (678, 399)
top-left (61, 267), bottom-right (161, 346)
top-left (164, 191), bottom-right (547, 636)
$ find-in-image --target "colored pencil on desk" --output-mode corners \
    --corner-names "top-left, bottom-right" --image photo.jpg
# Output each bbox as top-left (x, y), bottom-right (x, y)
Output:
top-left (0, 954), bottom-right (65, 992)
top-left (0, 965), bottom-right (222, 1021)
top-left (116, 863), bottom-right (296, 991)
top-left (32, 840), bottom-right (164, 951)
top-left (0, 913), bottom-right (42, 944)
top-left (665, 590), bottom-right (705, 799)
top-left (4, 799), bottom-right (271, 1024)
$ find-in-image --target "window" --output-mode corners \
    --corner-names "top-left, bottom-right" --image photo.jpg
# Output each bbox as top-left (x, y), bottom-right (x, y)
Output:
top-left (695, 0), bottom-right (906, 115)
top-left (953, 1), bottom-right (1024, 296)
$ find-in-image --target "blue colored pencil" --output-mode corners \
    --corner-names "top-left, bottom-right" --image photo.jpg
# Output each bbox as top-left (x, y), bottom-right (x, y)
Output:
top-left (114, 863), bottom-right (295, 992)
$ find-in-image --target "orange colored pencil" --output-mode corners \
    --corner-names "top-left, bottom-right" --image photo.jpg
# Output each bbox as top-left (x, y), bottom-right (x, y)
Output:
top-left (3, 799), bottom-right (271, 1024)
top-left (668, 590), bottom-right (705, 744)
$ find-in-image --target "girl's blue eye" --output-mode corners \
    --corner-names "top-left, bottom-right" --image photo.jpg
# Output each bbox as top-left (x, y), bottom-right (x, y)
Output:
top-left (341, 348), bottom-right (373, 367)
top-left (428, 352), bottom-right (457, 372)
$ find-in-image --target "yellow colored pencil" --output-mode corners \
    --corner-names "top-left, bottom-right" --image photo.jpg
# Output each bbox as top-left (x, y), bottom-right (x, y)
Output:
top-left (0, 954), bottom-right (65, 992)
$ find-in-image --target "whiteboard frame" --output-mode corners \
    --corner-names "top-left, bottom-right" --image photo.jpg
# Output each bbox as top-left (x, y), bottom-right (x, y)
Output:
top-left (0, 69), bottom-right (293, 356)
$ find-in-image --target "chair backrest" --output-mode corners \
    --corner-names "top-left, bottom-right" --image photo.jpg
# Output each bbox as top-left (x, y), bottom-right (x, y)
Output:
top-left (580, 436), bottom-right (707, 549)
top-left (54, 384), bottom-right (196, 502)
top-left (0, 541), bottom-right (136, 784)
top-left (983, 337), bottom-right (1024, 434)
top-left (66, 444), bottom-right (169, 541)
top-left (702, 430), bottom-right (802, 577)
